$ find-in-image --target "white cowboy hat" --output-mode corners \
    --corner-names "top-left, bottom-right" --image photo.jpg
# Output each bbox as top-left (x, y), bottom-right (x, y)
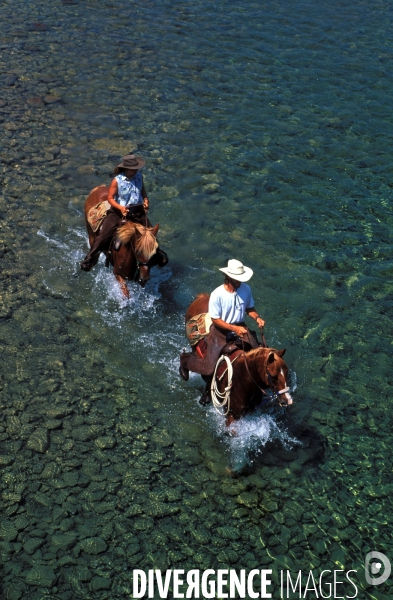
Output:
top-left (219, 259), bottom-right (253, 282)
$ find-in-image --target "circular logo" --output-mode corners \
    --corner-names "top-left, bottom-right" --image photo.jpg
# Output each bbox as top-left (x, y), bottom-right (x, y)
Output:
top-left (365, 552), bottom-right (391, 586)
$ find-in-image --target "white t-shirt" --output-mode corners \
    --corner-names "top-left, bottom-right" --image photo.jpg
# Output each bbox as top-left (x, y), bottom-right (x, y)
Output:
top-left (208, 283), bottom-right (255, 324)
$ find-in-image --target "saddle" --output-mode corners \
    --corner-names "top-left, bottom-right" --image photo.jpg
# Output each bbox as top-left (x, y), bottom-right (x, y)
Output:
top-left (193, 335), bottom-right (244, 361)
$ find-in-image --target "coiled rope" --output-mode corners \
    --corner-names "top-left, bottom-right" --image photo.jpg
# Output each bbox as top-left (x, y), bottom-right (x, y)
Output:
top-left (211, 354), bottom-right (240, 416)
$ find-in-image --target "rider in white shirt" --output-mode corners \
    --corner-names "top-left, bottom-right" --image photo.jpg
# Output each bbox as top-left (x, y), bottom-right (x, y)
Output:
top-left (180, 259), bottom-right (265, 405)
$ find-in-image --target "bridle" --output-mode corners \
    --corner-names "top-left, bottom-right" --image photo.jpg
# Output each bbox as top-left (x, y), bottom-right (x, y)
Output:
top-left (266, 369), bottom-right (291, 405)
top-left (133, 258), bottom-right (150, 284)
top-left (128, 236), bottom-right (150, 285)
top-left (120, 212), bottom-right (152, 285)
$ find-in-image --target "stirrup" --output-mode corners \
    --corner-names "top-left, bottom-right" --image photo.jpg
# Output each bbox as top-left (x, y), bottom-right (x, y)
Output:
top-left (113, 238), bottom-right (121, 251)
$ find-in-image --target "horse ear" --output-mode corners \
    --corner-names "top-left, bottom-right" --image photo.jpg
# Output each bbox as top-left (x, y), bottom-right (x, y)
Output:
top-left (151, 224), bottom-right (159, 237)
top-left (267, 351), bottom-right (275, 364)
top-left (276, 349), bottom-right (286, 358)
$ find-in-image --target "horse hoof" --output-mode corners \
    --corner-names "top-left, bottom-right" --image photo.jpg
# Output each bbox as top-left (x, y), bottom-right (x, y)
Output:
top-left (199, 392), bottom-right (211, 406)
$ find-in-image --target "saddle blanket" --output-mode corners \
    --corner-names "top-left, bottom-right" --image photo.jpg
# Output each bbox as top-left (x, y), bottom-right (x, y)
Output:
top-left (87, 200), bottom-right (111, 232)
top-left (185, 312), bottom-right (212, 346)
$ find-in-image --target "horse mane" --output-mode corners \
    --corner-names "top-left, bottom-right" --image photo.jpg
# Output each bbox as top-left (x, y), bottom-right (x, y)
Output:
top-left (242, 347), bottom-right (281, 366)
top-left (246, 347), bottom-right (274, 359)
top-left (116, 222), bottom-right (158, 259)
top-left (242, 347), bottom-right (286, 375)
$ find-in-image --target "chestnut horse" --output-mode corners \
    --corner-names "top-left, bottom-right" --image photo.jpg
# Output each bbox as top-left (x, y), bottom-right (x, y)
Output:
top-left (84, 185), bottom-right (161, 297)
top-left (186, 294), bottom-right (293, 427)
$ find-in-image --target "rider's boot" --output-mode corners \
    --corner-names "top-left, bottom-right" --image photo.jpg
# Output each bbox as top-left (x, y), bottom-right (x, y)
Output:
top-left (179, 349), bottom-right (190, 381)
top-left (80, 250), bottom-right (100, 272)
top-left (199, 379), bottom-right (212, 406)
top-left (179, 365), bottom-right (189, 381)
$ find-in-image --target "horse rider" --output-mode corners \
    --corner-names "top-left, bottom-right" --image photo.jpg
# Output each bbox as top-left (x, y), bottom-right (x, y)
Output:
top-left (81, 154), bottom-right (151, 272)
top-left (179, 259), bottom-right (265, 405)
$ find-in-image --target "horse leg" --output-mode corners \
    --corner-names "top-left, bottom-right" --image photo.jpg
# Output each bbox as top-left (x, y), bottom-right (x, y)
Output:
top-left (199, 375), bottom-right (212, 405)
top-left (115, 275), bottom-right (129, 298)
top-left (81, 212), bottom-right (119, 271)
top-left (226, 413), bottom-right (235, 428)
top-left (225, 413), bottom-right (238, 437)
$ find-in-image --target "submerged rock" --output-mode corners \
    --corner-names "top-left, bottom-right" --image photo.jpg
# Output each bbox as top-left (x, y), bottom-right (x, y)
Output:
top-left (0, 455), bottom-right (15, 467)
top-left (27, 429), bottom-right (49, 453)
top-left (80, 537), bottom-right (107, 555)
top-left (25, 564), bottom-right (57, 587)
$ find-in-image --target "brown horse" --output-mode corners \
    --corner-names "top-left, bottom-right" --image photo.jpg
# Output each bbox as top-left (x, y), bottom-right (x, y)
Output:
top-left (186, 294), bottom-right (293, 427)
top-left (84, 185), bottom-right (161, 297)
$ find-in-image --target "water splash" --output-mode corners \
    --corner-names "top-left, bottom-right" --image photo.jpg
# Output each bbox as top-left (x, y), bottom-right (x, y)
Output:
top-left (208, 402), bottom-right (301, 472)
top-left (90, 263), bottom-right (173, 320)
top-left (37, 228), bottom-right (70, 251)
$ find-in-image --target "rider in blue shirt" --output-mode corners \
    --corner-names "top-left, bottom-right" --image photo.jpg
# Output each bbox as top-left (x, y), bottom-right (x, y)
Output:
top-left (81, 154), bottom-right (149, 272)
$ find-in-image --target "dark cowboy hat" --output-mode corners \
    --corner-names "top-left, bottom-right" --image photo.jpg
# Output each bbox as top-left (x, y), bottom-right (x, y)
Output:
top-left (117, 154), bottom-right (146, 170)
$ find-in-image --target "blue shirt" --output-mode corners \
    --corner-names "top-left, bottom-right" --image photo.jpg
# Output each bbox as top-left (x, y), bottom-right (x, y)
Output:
top-left (115, 172), bottom-right (143, 206)
top-left (208, 283), bottom-right (254, 324)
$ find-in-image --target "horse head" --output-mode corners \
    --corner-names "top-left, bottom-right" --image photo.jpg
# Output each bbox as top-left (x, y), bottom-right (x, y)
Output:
top-left (244, 347), bottom-right (293, 407)
top-left (116, 222), bottom-right (159, 287)
top-left (264, 349), bottom-right (293, 406)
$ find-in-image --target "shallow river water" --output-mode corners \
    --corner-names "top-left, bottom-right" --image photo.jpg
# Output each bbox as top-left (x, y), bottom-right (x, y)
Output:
top-left (0, 0), bottom-right (392, 598)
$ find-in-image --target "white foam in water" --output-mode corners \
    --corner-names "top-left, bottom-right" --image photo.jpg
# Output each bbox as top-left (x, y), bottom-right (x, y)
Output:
top-left (68, 200), bottom-right (84, 217)
top-left (207, 395), bottom-right (301, 472)
top-left (38, 225), bottom-right (172, 313)
top-left (91, 262), bottom-right (173, 321)
top-left (38, 227), bottom-right (87, 268)
top-left (38, 228), bottom-right (84, 296)
top-left (37, 228), bottom-right (70, 251)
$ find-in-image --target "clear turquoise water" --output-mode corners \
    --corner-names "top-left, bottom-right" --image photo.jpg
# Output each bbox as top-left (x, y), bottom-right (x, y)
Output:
top-left (0, 0), bottom-right (392, 598)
